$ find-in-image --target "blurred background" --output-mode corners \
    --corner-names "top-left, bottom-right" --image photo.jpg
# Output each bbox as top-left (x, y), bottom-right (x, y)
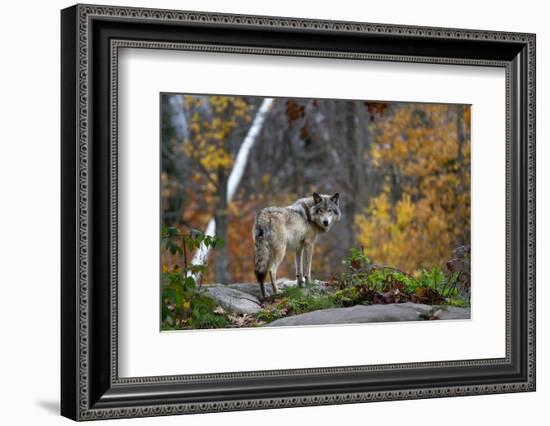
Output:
top-left (161, 94), bottom-right (470, 284)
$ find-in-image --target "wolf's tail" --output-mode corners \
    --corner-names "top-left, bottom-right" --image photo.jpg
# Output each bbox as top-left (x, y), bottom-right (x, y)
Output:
top-left (252, 217), bottom-right (270, 285)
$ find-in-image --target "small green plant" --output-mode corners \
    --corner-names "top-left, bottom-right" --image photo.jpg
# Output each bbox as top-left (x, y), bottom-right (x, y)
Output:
top-left (161, 226), bottom-right (228, 330)
top-left (330, 248), bottom-right (469, 307)
top-left (346, 247), bottom-right (370, 269)
top-left (256, 306), bottom-right (286, 323)
top-left (417, 267), bottom-right (444, 290)
top-left (263, 285), bottom-right (340, 319)
top-left (330, 286), bottom-right (366, 306)
top-left (445, 295), bottom-right (469, 307)
top-left (284, 293), bottom-right (337, 314)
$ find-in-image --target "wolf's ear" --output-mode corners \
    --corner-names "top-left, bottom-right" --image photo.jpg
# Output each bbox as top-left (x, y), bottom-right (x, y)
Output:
top-left (330, 193), bottom-right (340, 206)
top-left (312, 192), bottom-right (322, 204)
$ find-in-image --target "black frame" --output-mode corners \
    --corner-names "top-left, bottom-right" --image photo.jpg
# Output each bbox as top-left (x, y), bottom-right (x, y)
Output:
top-left (61, 4), bottom-right (536, 421)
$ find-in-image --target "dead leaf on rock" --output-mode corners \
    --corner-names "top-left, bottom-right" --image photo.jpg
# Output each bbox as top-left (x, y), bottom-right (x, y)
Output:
top-left (430, 309), bottom-right (443, 320)
top-left (213, 306), bottom-right (226, 315)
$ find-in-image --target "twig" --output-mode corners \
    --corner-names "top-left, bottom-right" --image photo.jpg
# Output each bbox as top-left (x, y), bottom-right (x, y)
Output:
top-left (182, 239), bottom-right (188, 274)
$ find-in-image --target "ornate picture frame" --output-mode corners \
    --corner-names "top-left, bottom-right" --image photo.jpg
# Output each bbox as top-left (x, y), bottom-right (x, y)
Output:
top-left (61, 4), bottom-right (535, 420)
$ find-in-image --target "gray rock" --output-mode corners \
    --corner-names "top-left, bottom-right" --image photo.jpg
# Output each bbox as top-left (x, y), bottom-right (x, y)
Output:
top-left (226, 279), bottom-right (326, 298)
top-left (265, 303), bottom-right (470, 327)
top-left (203, 285), bottom-right (262, 315)
top-left (437, 306), bottom-right (472, 320)
top-left (226, 283), bottom-right (273, 298)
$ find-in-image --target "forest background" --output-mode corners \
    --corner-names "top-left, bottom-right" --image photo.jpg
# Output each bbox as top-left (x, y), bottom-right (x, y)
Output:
top-left (161, 94), bottom-right (471, 285)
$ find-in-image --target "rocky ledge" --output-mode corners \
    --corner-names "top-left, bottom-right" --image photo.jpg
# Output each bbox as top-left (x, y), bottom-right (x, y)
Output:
top-left (202, 281), bottom-right (470, 324)
top-left (265, 303), bottom-right (470, 327)
top-left (203, 280), bottom-right (304, 314)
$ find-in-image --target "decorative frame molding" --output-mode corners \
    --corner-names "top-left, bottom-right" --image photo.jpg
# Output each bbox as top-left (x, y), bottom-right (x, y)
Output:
top-left (61, 3), bottom-right (535, 421)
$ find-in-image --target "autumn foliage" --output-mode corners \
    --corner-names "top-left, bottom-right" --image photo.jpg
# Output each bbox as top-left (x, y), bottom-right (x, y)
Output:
top-left (356, 104), bottom-right (470, 273)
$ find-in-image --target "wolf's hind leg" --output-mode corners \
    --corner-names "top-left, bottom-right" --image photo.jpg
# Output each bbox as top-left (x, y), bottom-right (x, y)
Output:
top-left (269, 271), bottom-right (279, 294)
top-left (259, 280), bottom-right (267, 300)
top-left (295, 248), bottom-right (304, 287)
top-left (269, 247), bottom-right (285, 294)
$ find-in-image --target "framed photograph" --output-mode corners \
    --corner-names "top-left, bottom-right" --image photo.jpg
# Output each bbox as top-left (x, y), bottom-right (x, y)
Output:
top-left (61, 4), bottom-right (536, 421)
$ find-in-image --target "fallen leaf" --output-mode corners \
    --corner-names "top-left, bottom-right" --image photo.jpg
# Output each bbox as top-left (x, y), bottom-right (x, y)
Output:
top-left (213, 306), bottom-right (226, 315)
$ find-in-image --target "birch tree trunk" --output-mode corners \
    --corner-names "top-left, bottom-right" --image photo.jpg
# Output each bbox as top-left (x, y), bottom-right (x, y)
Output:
top-left (167, 94), bottom-right (188, 140)
top-left (214, 169), bottom-right (230, 283)
top-left (192, 98), bottom-right (275, 278)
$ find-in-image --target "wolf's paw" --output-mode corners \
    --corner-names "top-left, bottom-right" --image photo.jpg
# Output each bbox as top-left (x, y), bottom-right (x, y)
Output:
top-left (296, 276), bottom-right (305, 287)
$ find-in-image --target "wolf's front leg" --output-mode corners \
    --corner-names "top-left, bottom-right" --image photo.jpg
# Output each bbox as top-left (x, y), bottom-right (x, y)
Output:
top-left (295, 248), bottom-right (304, 287)
top-left (303, 243), bottom-right (314, 284)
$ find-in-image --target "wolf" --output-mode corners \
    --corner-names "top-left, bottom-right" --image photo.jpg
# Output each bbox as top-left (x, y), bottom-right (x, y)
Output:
top-left (252, 193), bottom-right (341, 299)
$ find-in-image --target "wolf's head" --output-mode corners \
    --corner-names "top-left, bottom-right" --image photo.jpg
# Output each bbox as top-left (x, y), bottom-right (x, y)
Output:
top-left (310, 193), bottom-right (341, 232)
